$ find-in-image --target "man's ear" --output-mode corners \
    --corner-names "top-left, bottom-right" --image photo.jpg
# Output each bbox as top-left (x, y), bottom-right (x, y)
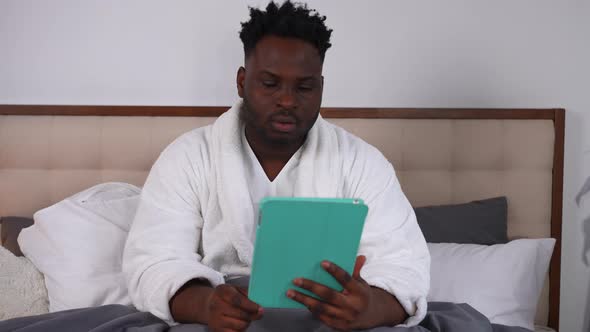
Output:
top-left (237, 66), bottom-right (246, 98)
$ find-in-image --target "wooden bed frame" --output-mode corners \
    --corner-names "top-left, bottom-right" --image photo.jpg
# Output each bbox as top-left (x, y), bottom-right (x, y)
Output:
top-left (0, 105), bottom-right (565, 330)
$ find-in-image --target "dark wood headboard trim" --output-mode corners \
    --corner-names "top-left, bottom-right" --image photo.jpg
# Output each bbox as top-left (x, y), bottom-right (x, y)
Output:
top-left (0, 104), bottom-right (565, 330)
top-left (549, 108), bottom-right (565, 330)
top-left (0, 105), bottom-right (230, 117)
top-left (0, 104), bottom-right (557, 119)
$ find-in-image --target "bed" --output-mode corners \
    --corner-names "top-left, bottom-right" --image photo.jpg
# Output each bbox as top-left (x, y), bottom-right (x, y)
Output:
top-left (0, 105), bottom-right (564, 331)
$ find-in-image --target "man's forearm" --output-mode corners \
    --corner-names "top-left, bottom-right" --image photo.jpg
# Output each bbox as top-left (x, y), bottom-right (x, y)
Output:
top-left (369, 286), bottom-right (409, 327)
top-left (169, 279), bottom-right (214, 324)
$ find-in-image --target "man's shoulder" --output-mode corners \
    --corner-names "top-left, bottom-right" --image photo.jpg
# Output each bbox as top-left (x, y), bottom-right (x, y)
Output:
top-left (156, 125), bottom-right (214, 163)
top-left (165, 125), bottom-right (213, 151)
top-left (324, 120), bottom-right (385, 160)
top-left (324, 120), bottom-right (397, 193)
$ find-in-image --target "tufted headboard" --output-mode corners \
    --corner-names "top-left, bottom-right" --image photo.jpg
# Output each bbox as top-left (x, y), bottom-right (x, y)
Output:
top-left (0, 105), bottom-right (564, 330)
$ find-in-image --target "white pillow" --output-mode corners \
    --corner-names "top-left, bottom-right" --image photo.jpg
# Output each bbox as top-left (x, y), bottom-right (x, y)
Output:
top-left (18, 182), bottom-right (140, 312)
top-left (0, 245), bottom-right (49, 319)
top-left (427, 239), bottom-right (555, 331)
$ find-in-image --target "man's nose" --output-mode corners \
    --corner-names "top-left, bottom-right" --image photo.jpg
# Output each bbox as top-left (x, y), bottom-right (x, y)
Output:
top-left (277, 87), bottom-right (297, 109)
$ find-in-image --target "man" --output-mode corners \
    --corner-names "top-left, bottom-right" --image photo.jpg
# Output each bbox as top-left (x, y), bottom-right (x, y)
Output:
top-left (123, 1), bottom-right (430, 331)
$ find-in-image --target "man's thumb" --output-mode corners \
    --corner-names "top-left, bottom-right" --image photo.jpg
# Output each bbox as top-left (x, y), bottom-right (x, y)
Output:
top-left (353, 255), bottom-right (366, 279)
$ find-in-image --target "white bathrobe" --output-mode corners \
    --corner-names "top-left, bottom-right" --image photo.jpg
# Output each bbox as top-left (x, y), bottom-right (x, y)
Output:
top-left (123, 101), bottom-right (430, 326)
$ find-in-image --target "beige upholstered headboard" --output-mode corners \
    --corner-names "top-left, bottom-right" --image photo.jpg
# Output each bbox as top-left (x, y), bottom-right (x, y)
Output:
top-left (0, 105), bottom-right (564, 330)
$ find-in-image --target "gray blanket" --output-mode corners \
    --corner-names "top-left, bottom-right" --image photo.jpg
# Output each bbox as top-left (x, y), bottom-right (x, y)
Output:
top-left (0, 302), bottom-right (531, 332)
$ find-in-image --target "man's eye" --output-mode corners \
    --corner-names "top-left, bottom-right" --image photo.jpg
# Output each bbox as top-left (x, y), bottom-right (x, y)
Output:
top-left (298, 85), bottom-right (313, 91)
top-left (262, 81), bottom-right (277, 87)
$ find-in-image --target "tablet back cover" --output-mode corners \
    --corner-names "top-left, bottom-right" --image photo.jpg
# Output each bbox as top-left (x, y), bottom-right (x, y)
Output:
top-left (248, 197), bottom-right (368, 308)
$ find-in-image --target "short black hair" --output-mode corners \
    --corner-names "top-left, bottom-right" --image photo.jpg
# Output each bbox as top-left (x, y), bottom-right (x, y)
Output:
top-left (239, 1), bottom-right (333, 62)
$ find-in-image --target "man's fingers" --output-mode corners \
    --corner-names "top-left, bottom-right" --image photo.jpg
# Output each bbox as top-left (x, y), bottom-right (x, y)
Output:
top-left (287, 289), bottom-right (351, 320)
top-left (293, 278), bottom-right (346, 305)
top-left (352, 255), bottom-right (366, 279)
top-left (236, 287), bottom-right (248, 297)
top-left (321, 260), bottom-right (359, 292)
top-left (251, 307), bottom-right (264, 321)
top-left (219, 285), bottom-right (262, 315)
top-left (219, 305), bottom-right (259, 321)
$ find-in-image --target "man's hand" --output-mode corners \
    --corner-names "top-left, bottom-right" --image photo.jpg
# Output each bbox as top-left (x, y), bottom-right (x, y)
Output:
top-left (287, 255), bottom-right (407, 331)
top-left (205, 285), bottom-right (263, 332)
top-left (170, 281), bottom-right (263, 332)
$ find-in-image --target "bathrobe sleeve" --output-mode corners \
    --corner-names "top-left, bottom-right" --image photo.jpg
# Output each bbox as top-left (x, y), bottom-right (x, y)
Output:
top-left (123, 133), bottom-right (225, 323)
top-left (346, 143), bottom-right (430, 327)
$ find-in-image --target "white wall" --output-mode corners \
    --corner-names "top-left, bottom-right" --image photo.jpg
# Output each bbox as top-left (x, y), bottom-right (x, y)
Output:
top-left (1, 1), bottom-right (589, 330)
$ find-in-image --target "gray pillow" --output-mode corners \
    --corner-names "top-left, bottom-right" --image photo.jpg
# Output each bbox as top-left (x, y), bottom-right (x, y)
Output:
top-left (414, 197), bottom-right (508, 245)
top-left (0, 216), bottom-right (34, 257)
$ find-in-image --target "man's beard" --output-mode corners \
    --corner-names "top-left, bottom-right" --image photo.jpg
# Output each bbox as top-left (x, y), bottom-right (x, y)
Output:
top-left (240, 97), bottom-right (300, 147)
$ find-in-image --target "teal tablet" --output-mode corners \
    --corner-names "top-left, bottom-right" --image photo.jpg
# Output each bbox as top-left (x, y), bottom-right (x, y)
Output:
top-left (248, 197), bottom-right (368, 308)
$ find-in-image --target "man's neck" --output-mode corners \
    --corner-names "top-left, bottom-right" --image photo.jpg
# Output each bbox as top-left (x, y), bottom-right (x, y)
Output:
top-left (245, 126), bottom-right (304, 161)
top-left (244, 126), bottom-right (305, 181)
